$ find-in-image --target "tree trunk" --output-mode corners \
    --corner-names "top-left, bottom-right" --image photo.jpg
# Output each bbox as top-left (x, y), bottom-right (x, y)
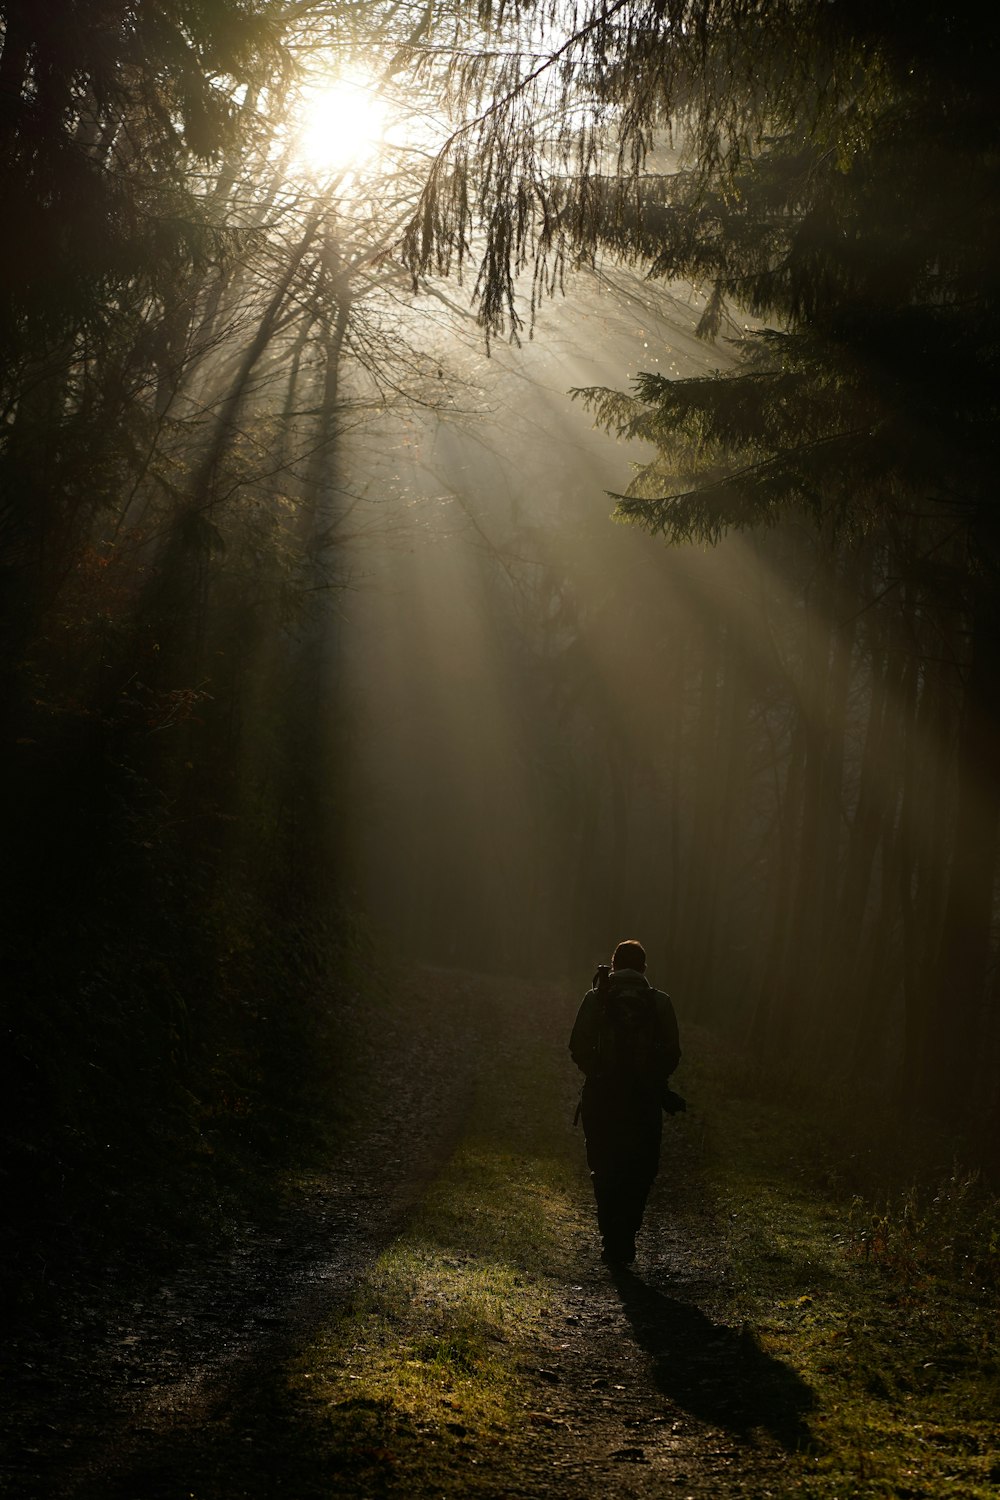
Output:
top-left (925, 575), bottom-right (1000, 1111)
top-left (689, 617), bottom-right (751, 1019)
top-left (678, 609), bottom-right (721, 1015)
top-left (749, 709), bottom-right (805, 1051)
top-left (780, 557), bottom-right (836, 1040)
top-left (829, 611), bottom-right (900, 1047)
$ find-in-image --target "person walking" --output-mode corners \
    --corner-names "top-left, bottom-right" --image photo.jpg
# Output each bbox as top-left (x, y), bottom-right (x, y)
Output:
top-left (570, 939), bottom-right (682, 1266)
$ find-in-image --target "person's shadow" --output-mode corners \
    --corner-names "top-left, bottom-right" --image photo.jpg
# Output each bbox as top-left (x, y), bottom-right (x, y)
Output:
top-left (611, 1269), bottom-right (815, 1450)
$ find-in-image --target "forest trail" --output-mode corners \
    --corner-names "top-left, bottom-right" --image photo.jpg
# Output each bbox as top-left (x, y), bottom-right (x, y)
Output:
top-left (7, 969), bottom-right (809, 1499)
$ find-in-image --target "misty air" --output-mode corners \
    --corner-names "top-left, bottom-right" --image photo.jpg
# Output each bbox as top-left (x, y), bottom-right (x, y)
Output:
top-left (3, 2), bottom-right (999, 1496)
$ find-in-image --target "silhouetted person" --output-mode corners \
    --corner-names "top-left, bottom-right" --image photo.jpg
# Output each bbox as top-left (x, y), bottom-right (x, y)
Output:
top-left (570, 939), bottom-right (681, 1266)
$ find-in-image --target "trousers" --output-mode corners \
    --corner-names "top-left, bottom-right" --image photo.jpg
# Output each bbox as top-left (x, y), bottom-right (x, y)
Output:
top-left (580, 1074), bottom-right (662, 1251)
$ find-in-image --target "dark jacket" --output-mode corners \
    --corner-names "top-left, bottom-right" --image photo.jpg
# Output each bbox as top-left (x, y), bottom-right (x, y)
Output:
top-left (569, 967), bottom-right (681, 1090)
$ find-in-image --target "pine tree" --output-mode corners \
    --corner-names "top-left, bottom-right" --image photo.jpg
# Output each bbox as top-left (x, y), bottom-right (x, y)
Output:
top-left (402, 0), bottom-right (1000, 1113)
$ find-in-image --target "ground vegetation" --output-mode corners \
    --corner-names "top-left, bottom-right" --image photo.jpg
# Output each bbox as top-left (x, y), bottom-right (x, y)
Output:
top-left (6, 971), bottom-right (998, 1497)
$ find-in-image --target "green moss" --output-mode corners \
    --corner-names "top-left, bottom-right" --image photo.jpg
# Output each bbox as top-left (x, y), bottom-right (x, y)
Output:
top-left (253, 1002), bottom-right (999, 1499)
top-left (282, 1000), bottom-right (583, 1496)
top-left (694, 1031), bottom-right (1000, 1497)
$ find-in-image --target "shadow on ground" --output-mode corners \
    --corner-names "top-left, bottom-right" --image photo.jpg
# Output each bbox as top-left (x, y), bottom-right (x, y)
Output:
top-left (74, 1363), bottom-right (328, 1500)
top-left (8, 1248), bottom-right (384, 1500)
top-left (611, 1268), bottom-right (815, 1450)
top-left (66, 1343), bottom-right (400, 1500)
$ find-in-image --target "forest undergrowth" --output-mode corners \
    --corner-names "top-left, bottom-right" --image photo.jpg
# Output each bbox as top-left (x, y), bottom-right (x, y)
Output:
top-left (6, 963), bottom-right (1000, 1498)
top-left (688, 1032), bottom-right (1000, 1497)
top-left (265, 979), bottom-right (1000, 1499)
top-left (4, 849), bottom-right (382, 1331)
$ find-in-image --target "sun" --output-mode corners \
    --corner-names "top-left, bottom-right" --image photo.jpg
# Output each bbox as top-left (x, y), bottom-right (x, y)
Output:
top-left (295, 78), bottom-right (387, 174)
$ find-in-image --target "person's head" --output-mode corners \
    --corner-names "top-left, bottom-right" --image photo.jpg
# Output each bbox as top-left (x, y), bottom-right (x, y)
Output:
top-left (611, 939), bottom-right (646, 973)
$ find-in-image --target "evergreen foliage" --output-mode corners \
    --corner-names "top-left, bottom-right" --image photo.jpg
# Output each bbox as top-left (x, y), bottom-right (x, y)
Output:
top-left (400, 0), bottom-right (1000, 1120)
top-left (0, 0), bottom-right (458, 1292)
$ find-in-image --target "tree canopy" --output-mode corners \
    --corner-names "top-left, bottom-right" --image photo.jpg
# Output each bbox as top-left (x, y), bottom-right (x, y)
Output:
top-left (398, 0), bottom-right (1000, 1116)
top-left (4, 0), bottom-right (1000, 1297)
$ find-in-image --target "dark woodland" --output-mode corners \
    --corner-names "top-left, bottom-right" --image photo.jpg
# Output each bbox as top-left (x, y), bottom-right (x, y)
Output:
top-left (3, 1), bottom-right (1000, 1494)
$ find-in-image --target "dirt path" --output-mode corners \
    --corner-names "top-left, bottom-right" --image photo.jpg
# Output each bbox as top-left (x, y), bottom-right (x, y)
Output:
top-left (503, 1112), bottom-right (810, 1499)
top-left (3, 972), bottom-right (479, 1499)
top-left (410, 969), bottom-right (811, 1500)
top-left (5, 968), bottom-right (811, 1498)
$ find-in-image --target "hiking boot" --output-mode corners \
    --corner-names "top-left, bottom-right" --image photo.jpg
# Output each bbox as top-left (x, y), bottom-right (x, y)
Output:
top-left (601, 1237), bottom-right (636, 1267)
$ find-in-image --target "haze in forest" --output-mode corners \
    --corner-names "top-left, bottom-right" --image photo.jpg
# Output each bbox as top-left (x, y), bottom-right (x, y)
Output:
top-left (337, 268), bottom-right (732, 982)
top-left (4, 0), bottom-right (1000, 1305)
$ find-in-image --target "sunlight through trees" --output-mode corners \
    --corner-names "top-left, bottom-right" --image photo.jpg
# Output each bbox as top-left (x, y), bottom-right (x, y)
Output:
top-left (4, 0), bottom-right (1000, 1305)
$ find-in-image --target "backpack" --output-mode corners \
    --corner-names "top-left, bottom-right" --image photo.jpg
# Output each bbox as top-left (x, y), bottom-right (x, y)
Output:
top-left (592, 966), bottom-right (658, 1083)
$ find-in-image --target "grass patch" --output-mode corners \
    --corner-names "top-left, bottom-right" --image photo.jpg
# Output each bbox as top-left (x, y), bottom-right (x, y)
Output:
top-left (285, 977), bottom-right (582, 1495)
top-left (691, 1031), bottom-right (1000, 1497)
